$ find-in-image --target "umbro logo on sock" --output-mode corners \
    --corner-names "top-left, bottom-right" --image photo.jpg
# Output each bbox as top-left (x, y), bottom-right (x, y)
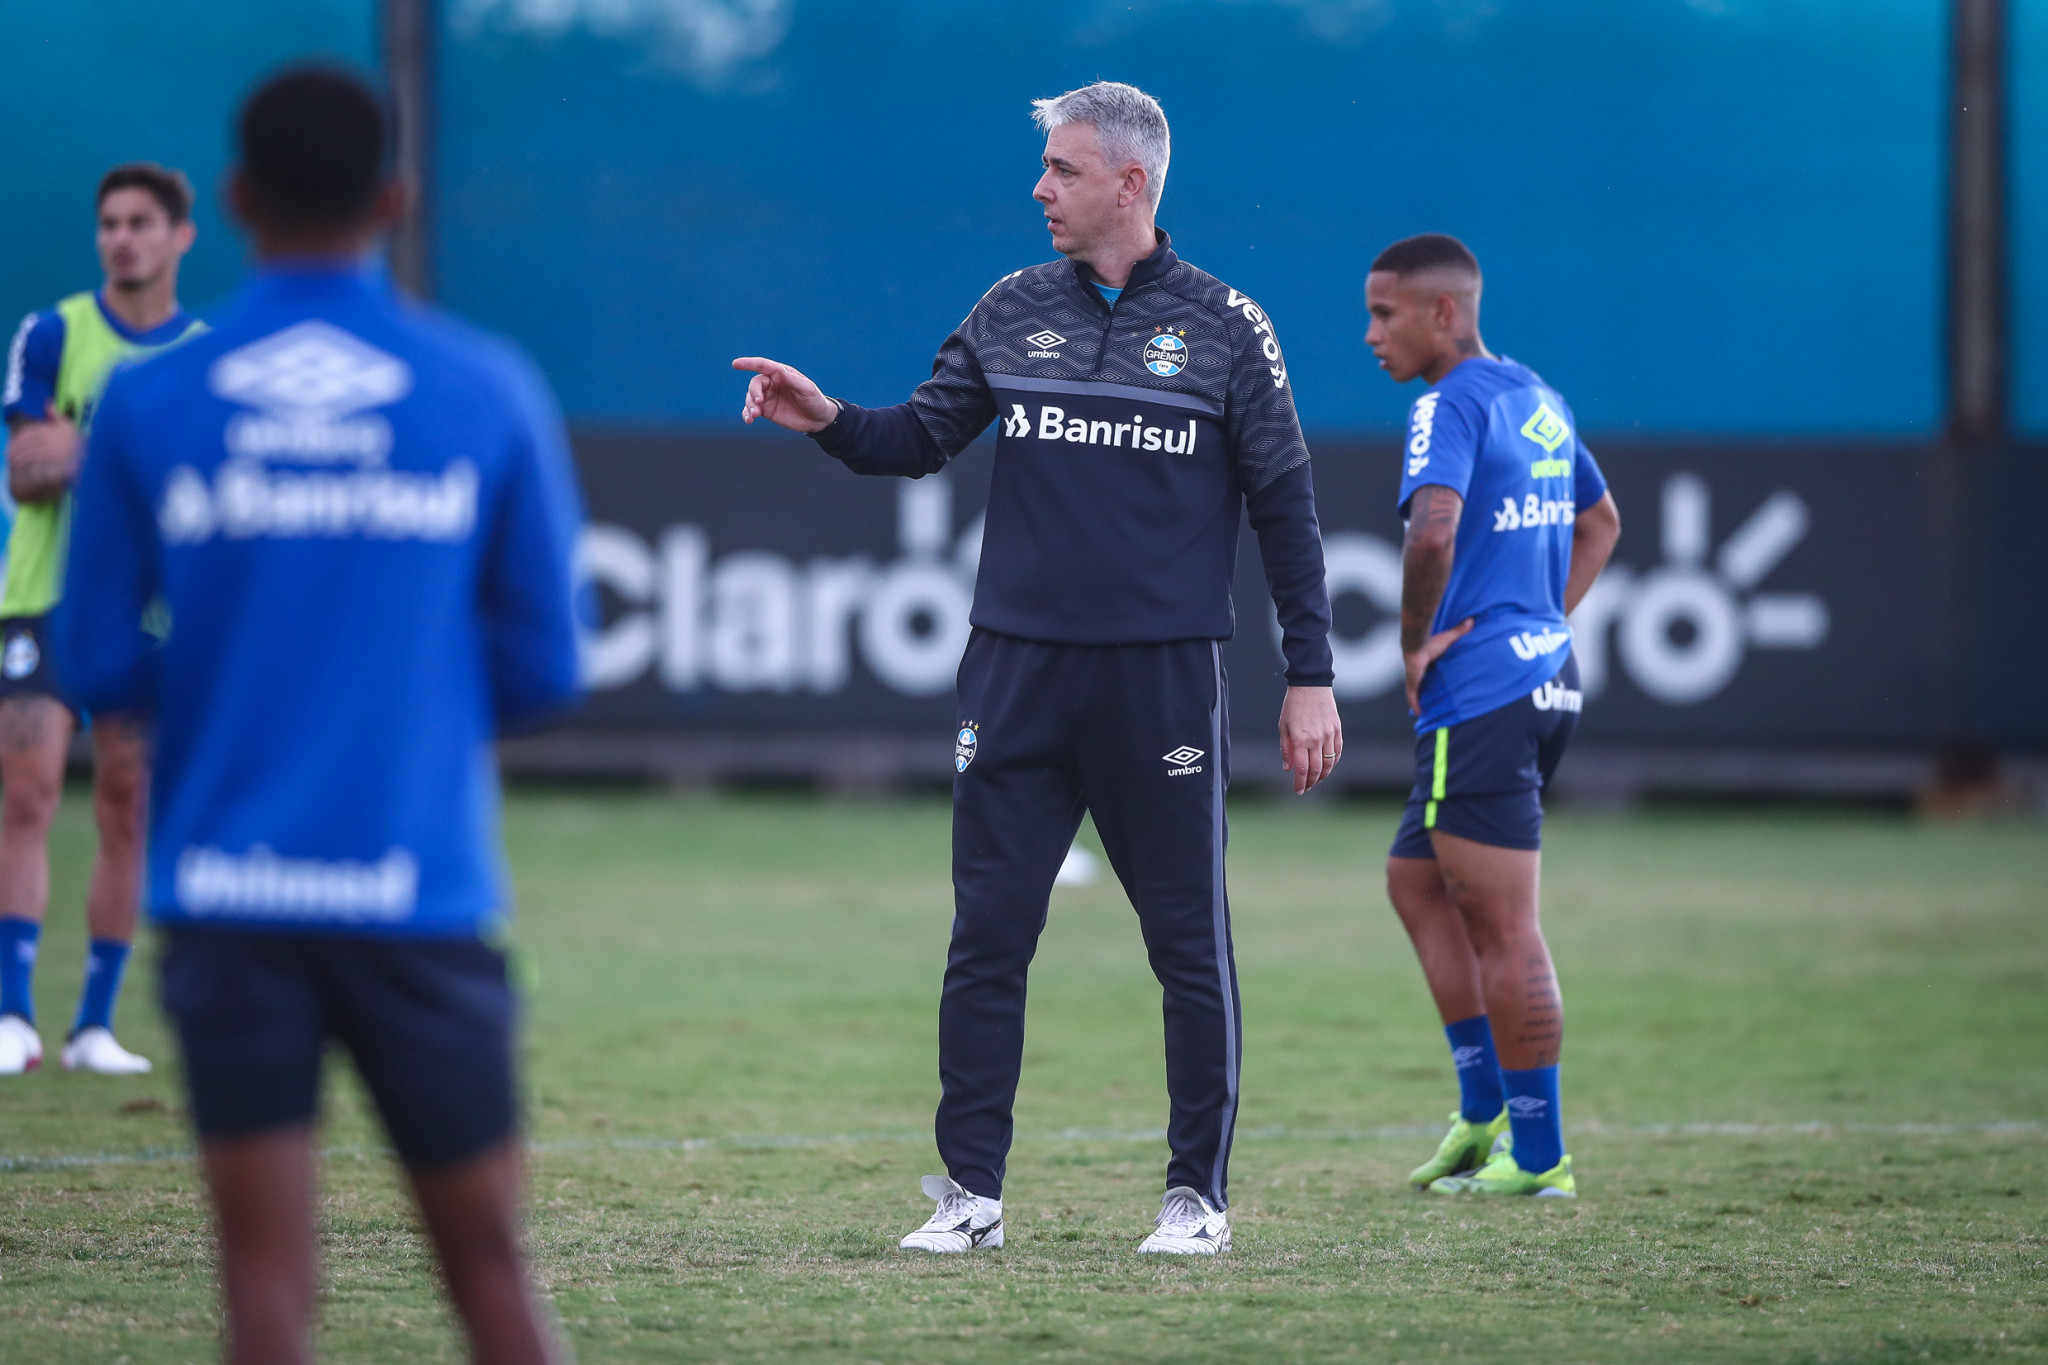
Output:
top-left (1507, 1096), bottom-right (1548, 1116)
top-left (1451, 1046), bottom-right (1486, 1069)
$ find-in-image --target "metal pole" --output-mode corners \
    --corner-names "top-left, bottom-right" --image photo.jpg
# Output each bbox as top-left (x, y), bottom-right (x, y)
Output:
top-left (383, 0), bottom-right (436, 298)
top-left (1927, 0), bottom-right (2009, 798)
top-left (1947, 0), bottom-right (2007, 444)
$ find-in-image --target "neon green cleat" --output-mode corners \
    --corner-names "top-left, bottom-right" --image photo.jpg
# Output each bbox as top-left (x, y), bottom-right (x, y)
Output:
top-left (1430, 1148), bottom-right (1576, 1197)
top-left (1406, 1109), bottom-right (1509, 1188)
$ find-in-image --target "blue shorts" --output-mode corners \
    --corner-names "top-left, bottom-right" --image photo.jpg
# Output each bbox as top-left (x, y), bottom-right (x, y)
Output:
top-left (0, 614), bottom-right (78, 717)
top-left (159, 927), bottom-right (519, 1168)
top-left (1390, 653), bottom-right (1581, 858)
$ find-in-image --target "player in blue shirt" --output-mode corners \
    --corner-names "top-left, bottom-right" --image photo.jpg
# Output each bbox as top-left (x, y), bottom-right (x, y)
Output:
top-left (1365, 235), bottom-right (1620, 1197)
top-left (57, 68), bottom-right (582, 1361)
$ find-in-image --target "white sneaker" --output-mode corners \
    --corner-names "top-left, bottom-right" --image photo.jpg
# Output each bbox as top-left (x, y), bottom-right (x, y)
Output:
top-left (1137, 1185), bottom-right (1231, 1255)
top-left (899, 1174), bottom-right (1004, 1253)
top-left (61, 1026), bottom-right (152, 1074)
top-left (0, 1013), bottom-right (43, 1075)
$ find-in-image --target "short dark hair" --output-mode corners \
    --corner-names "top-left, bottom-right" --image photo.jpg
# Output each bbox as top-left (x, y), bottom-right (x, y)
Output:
top-left (97, 162), bottom-right (194, 224)
top-left (1370, 233), bottom-right (1482, 282)
top-left (237, 64), bottom-right (390, 228)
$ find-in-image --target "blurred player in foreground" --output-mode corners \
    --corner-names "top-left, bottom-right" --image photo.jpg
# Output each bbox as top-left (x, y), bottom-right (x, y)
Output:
top-left (0, 163), bottom-right (207, 1075)
top-left (737, 81), bottom-right (1338, 1254)
top-left (1367, 234), bottom-right (1620, 1197)
top-left (57, 67), bottom-right (583, 1362)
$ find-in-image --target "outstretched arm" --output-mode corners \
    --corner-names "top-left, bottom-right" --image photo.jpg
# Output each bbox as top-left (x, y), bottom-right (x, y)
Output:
top-left (731, 354), bottom-right (969, 479)
top-left (1400, 484), bottom-right (1474, 717)
top-left (733, 357), bottom-right (837, 433)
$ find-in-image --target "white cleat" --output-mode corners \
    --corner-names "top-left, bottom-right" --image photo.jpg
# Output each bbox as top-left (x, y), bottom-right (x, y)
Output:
top-left (899, 1174), bottom-right (1004, 1253)
top-left (1137, 1185), bottom-right (1231, 1255)
top-left (0, 1013), bottom-right (43, 1075)
top-left (61, 1026), bottom-right (152, 1075)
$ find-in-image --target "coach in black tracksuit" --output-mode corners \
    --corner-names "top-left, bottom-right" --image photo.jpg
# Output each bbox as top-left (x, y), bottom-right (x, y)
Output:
top-left (737, 81), bottom-right (1337, 1249)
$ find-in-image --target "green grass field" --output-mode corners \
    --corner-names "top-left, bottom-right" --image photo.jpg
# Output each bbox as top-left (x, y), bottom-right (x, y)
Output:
top-left (1, 789), bottom-right (2044, 1362)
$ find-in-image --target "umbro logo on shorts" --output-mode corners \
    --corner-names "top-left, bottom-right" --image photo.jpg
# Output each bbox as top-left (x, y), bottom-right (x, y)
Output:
top-left (1163, 746), bottom-right (1204, 777)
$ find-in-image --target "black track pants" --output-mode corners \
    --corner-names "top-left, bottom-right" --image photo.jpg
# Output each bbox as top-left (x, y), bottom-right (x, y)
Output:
top-left (938, 629), bottom-right (1241, 1208)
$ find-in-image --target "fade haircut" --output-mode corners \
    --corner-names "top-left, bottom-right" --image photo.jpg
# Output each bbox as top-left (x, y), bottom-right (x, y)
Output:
top-left (238, 64), bottom-right (390, 228)
top-left (97, 163), bottom-right (194, 225)
top-left (1031, 81), bottom-right (1171, 208)
top-left (1371, 233), bottom-right (1482, 291)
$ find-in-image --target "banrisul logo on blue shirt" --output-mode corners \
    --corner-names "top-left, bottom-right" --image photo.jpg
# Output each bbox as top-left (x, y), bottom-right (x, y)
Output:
top-left (1143, 333), bottom-right (1188, 377)
top-left (166, 321), bottom-right (477, 546)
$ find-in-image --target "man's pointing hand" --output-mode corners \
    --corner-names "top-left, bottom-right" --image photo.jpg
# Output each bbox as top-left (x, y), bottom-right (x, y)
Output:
top-left (733, 357), bottom-right (838, 434)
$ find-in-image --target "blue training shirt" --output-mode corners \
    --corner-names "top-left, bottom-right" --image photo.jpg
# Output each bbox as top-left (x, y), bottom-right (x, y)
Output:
top-left (56, 261), bottom-right (586, 937)
top-left (1396, 355), bottom-right (1607, 733)
top-left (3, 297), bottom-right (201, 423)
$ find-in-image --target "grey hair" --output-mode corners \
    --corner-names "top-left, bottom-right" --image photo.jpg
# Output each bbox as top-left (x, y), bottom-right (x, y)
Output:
top-left (1030, 81), bottom-right (1170, 208)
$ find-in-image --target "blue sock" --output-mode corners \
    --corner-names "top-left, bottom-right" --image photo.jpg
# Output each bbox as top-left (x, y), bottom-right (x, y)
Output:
top-left (72, 939), bottom-right (132, 1035)
top-left (1502, 1064), bottom-right (1564, 1173)
top-left (1444, 1014), bottom-right (1505, 1123)
top-left (0, 918), bottom-right (41, 1023)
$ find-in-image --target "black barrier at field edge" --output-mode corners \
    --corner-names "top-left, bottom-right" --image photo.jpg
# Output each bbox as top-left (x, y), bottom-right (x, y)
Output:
top-left (499, 430), bottom-right (2045, 799)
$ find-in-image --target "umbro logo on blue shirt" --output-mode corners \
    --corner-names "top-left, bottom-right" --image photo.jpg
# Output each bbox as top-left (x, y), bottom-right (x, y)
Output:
top-left (1519, 401), bottom-right (1570, 453)
top-left (210, 319), bottom-right (411, 416)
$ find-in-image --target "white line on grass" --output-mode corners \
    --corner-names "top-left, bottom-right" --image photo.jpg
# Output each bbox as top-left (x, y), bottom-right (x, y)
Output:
top-left (0, 1120), bottom-right (2037, 1173)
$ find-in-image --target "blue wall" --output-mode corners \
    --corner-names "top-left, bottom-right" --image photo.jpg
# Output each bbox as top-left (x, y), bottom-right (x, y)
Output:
top-left (439, 0), bottom-right (1946, 435)
top-left (0, 2), bottom-right (379, 334)
top-left (2015, 0), bottom-right (2048, 434)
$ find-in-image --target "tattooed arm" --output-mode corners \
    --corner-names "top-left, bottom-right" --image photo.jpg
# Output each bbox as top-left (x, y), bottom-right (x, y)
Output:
top-left (1399, 483), bottom-right (1474, 716)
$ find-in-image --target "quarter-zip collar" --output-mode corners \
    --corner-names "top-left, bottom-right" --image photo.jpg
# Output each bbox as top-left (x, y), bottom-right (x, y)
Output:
top-left (1072, 230), bottom-right (1177, 305)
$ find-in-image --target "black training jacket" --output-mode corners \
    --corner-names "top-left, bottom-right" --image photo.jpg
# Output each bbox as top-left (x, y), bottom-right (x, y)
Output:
top-left (813, 231), bottom-right (1334, 685)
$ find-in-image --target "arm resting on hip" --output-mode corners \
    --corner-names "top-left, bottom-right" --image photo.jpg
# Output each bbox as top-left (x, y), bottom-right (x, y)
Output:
top-left (1565, 491), bottom-right (1620, 614)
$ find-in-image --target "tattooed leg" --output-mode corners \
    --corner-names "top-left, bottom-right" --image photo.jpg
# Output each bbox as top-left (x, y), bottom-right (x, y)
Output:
top-left (1427, 828), bottom-right (1560, 1070)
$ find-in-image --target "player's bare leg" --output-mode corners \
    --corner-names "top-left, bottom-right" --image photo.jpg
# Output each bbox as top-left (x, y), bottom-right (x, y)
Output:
top-left (201, 1126), bottom-right (319, 1365)
top-left (1426, 829), bottom-right (1573, 1194)
top-left (84, 715), bottom-right (147, 946)
top-left (1386, 855), bottom-right (1485, 1024)
top-left (1426, 832), bottom-right (1557, 1069)
top-left (406, 1138), bottom-right (562, 1364)
top-left (0, 696), bottom-right (72, 929)
top-left (0, 696), bottom-right (72, 1070)
top-left (1386, 851), bottom-right (1505, 1184)
top-left (53, 714), bottom-right (154, 1072)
